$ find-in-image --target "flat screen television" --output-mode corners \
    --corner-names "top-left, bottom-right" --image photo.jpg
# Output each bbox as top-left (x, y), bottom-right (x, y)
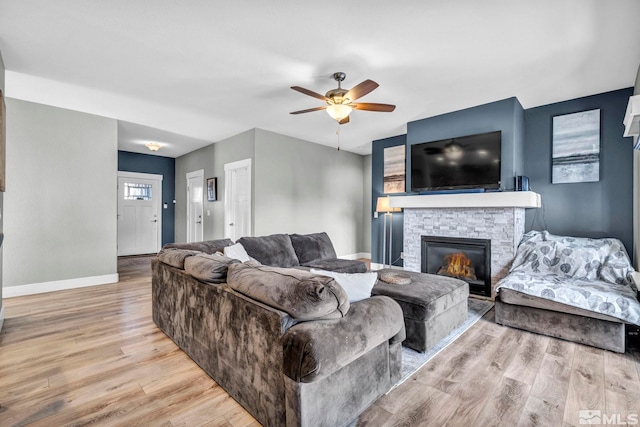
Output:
top-left (411, 130), bottom-right (501, 192)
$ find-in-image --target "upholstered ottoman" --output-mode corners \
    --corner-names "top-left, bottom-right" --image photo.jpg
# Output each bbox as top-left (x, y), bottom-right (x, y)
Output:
top-left (372, 269), bottom-right (469, 352)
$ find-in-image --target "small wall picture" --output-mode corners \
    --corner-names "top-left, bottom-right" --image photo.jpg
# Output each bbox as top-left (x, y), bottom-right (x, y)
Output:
top-left (384, 145), bottom-right (405, 193)
top-left (552, 109), bottom-right (600, 184)
top-left (207, 177), bottom-right (217, 201)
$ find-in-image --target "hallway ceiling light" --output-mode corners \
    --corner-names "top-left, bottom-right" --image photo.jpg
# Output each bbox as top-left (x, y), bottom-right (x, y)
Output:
top-left (145, 142), bottom-right (161, 152)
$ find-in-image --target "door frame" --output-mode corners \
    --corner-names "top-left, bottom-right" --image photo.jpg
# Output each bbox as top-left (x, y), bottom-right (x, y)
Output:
top-left (117, 171), bottom-right (163, 255)
top-left (224, 158), bottom-right (252, 239)
top-left (186, 169), bottom-right (204, 243)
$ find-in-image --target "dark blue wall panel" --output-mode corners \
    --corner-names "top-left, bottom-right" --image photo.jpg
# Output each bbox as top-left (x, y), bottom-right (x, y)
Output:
top-left (371, 135), bottom-right (406, 266)
top-left (406, 97), bottom-right (525, 192)
top-left (371, 89), bottom-right (635, 260)
top-left (118, 151), bottom-right (175, 246)
top-left (524, 88), bottom-right (634, 254)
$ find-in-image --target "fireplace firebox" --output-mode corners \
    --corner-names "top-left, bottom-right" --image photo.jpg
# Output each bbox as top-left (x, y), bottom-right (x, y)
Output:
top-left (421, 235), bottom-right (491, 297)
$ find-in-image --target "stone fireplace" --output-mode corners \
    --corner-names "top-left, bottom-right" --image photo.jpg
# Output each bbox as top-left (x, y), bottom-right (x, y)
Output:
top-left (389, 192), bottom-right (540, 299)
top-left (422, 235), bottom-right (492, 297)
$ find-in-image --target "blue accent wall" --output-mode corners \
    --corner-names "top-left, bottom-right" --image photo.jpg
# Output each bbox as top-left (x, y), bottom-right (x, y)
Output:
top-left (406, 97), bottom-right (525, 192)
top-left (118, 151), bottom-right (175, 246)
top-left (524, 88), bottom-right (634, 254)
top-left (371, 135), bottom-right (406, 266)
top-left (371, 89), bottom-right (635, 260)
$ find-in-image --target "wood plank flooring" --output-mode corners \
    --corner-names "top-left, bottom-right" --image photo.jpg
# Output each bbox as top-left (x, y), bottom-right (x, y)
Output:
top-left (0, 256), bottom-right (639, 426)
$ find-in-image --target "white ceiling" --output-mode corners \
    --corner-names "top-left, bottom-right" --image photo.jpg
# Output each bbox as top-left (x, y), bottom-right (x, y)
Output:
top-left (1, 1), bottom-right (639, 156)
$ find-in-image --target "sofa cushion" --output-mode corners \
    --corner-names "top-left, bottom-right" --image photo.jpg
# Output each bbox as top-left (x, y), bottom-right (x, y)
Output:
top-left (158, 248), bottom-right (202, 269)
top-left (289, 232), bottom-right (337, 264)
top-left (302, 258), bottom-right (368, 274)
top-left (184, 253), bottom-right (240, 283)
top-left (162, 238), bottom-right (234, 254)
top-left (238, 234), bottom-right (300, 268)
top-left (226, 262), bottom-right (349, 321)
top-left (310, 269), bottom-right (377, 303)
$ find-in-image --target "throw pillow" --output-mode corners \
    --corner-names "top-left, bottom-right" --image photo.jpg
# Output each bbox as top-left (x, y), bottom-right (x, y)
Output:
top-left (310, 269), bottom-right (377, 303)
top-left (224, 243), bottom-right (252, 263)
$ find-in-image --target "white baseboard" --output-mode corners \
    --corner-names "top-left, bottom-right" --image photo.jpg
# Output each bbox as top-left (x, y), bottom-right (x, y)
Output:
top-left (0, 305), bottom-right (4, 333)
top-left (339, 252), bottom-right (371, 260)
top-left (3, 274), bottom-right (119, 298)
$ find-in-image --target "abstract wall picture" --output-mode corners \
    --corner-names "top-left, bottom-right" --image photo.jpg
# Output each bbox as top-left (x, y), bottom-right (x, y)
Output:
top-left (384, 145), bottom-right (405, 193)
top-left (552, 109), bottom-right (600, 184)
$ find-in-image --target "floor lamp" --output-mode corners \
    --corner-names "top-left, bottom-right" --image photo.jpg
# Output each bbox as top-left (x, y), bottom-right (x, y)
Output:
top-left (376, 196), bottom-right (401, 269)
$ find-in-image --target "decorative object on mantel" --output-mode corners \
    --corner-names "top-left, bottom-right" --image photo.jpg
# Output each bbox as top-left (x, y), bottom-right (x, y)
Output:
top-left (145, 142), bottom-right (162, 152)
top-left (552, 109), bottom-right (600, 184)
top-left (376, 195), bottom-right (402, 268)
top-left (290, 72), bottom-right (395, 125)
top-left (379, 272), bottom-right (412, 285)
top-left (207, 177), bottom-right (217, 202)
top-left (384, 145), bottom-right (405, 193)
top-left (623, 94), bottom-right (640, 149)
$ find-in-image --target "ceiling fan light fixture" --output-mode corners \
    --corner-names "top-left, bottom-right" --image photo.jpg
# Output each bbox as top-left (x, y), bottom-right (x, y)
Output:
top-left (145, 142), bottom-right (162, 152)
top-left (326, 103), bottom-right (352, 121)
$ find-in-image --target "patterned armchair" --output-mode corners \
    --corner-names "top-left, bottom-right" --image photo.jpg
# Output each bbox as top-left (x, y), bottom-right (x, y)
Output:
top-left (495, 230), bottom-right (640, 352)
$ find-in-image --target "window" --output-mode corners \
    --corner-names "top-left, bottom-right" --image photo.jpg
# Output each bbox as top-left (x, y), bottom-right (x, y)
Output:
top-left (124, 182), bottom-right (152, 200)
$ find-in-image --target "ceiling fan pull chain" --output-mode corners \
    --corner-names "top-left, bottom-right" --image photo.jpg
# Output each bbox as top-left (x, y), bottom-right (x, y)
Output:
top-left (336, 128), bottom-right (341, 151)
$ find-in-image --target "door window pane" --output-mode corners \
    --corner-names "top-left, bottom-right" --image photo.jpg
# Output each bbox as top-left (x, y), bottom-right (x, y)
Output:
top-left (124, 182), bottom-right (152, 200)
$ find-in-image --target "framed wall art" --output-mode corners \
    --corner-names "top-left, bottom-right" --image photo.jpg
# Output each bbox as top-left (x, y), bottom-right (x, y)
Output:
top-left (552, 109), bottom-right (600, 184)
top-left (207, 177), bottom-right (217, 201)
top-left (383, 145), bottom-right (405, 193)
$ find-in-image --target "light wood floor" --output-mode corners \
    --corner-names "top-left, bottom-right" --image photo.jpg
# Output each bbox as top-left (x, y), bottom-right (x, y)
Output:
top-left (1, 257), bottom-right (639, 426)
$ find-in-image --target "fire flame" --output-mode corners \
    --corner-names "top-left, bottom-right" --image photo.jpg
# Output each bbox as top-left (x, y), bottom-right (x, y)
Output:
top-left (438, 252), bottom-right (477, 280)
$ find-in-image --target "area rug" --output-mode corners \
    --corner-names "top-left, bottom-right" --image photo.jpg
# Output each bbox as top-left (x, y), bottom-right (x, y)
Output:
top-left (395, 298), bottom-right (494, 387)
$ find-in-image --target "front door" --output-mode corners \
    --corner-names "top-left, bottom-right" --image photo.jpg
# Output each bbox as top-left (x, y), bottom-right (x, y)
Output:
top-left (187, 170), bottom-right (204, 243)
top-left (117, 173), bottom-right (162, 256)
top-left (224, 159), bottom-right (252, 241)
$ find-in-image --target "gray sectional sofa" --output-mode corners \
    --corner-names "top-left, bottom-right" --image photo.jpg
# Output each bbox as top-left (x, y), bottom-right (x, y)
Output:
top-left (152, 234), bottom-right (405, 427)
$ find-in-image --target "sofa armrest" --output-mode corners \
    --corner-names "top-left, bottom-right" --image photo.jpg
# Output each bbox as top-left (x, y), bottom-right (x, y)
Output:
top-left (631, 271), bottom-right (640, 289)
top-left (282, 295), bottom-right (405, 383)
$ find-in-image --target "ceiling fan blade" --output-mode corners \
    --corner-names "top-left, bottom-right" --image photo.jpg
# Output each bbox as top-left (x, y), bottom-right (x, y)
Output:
top-left (291, 86), bottom-right (329, 101)
top-left (352, 103), bottom-right (396, 112)
top-left (345, 80), bottom-right (379, 101)
top-left (290, 106), bottom-right (328, 115)
top-left (339, 115), bottom-right (350, 125)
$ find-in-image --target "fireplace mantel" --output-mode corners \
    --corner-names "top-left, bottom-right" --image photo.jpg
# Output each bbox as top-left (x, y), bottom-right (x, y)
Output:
top-left (389, 191), bottom-right (541, 209)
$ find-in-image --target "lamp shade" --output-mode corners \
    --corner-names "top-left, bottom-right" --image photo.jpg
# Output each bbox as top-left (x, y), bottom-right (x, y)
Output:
top-left (376, 196), bottom-right (401, 213)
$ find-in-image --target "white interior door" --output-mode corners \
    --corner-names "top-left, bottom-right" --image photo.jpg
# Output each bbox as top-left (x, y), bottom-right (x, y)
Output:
top-left (117, 172), bottom-right (163, 256)
top-left (225, 159), bottom-right (252, 241)
top-left (187, 170), bottom-right (204, 243)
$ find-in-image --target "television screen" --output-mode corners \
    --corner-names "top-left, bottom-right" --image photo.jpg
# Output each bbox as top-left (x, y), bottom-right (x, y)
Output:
top-left (411, 131), bottom-right (501, 192)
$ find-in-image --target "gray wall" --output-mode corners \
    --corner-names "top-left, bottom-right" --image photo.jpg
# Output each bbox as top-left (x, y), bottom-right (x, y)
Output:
top-left (0, 50), bottom-right (4, 323)
top-left (4, 99), bottom-right (118, 287)
top-left (175, 129), bottom-right (255, 242)
top-left (524, 88), bottom-right (634, 254)
top-left (362, 154), bottom-right (372, 253)
top-left (253, 129), bottom-right (366, 256)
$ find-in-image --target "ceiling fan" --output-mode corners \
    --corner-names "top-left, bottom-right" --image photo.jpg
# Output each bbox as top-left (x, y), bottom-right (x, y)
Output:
top-left (290, 72), bottom-right (396, 124)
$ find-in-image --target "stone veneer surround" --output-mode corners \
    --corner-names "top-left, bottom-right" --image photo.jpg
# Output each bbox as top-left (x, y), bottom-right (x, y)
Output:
top-left (403, 207), bottom-right (526, 299)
